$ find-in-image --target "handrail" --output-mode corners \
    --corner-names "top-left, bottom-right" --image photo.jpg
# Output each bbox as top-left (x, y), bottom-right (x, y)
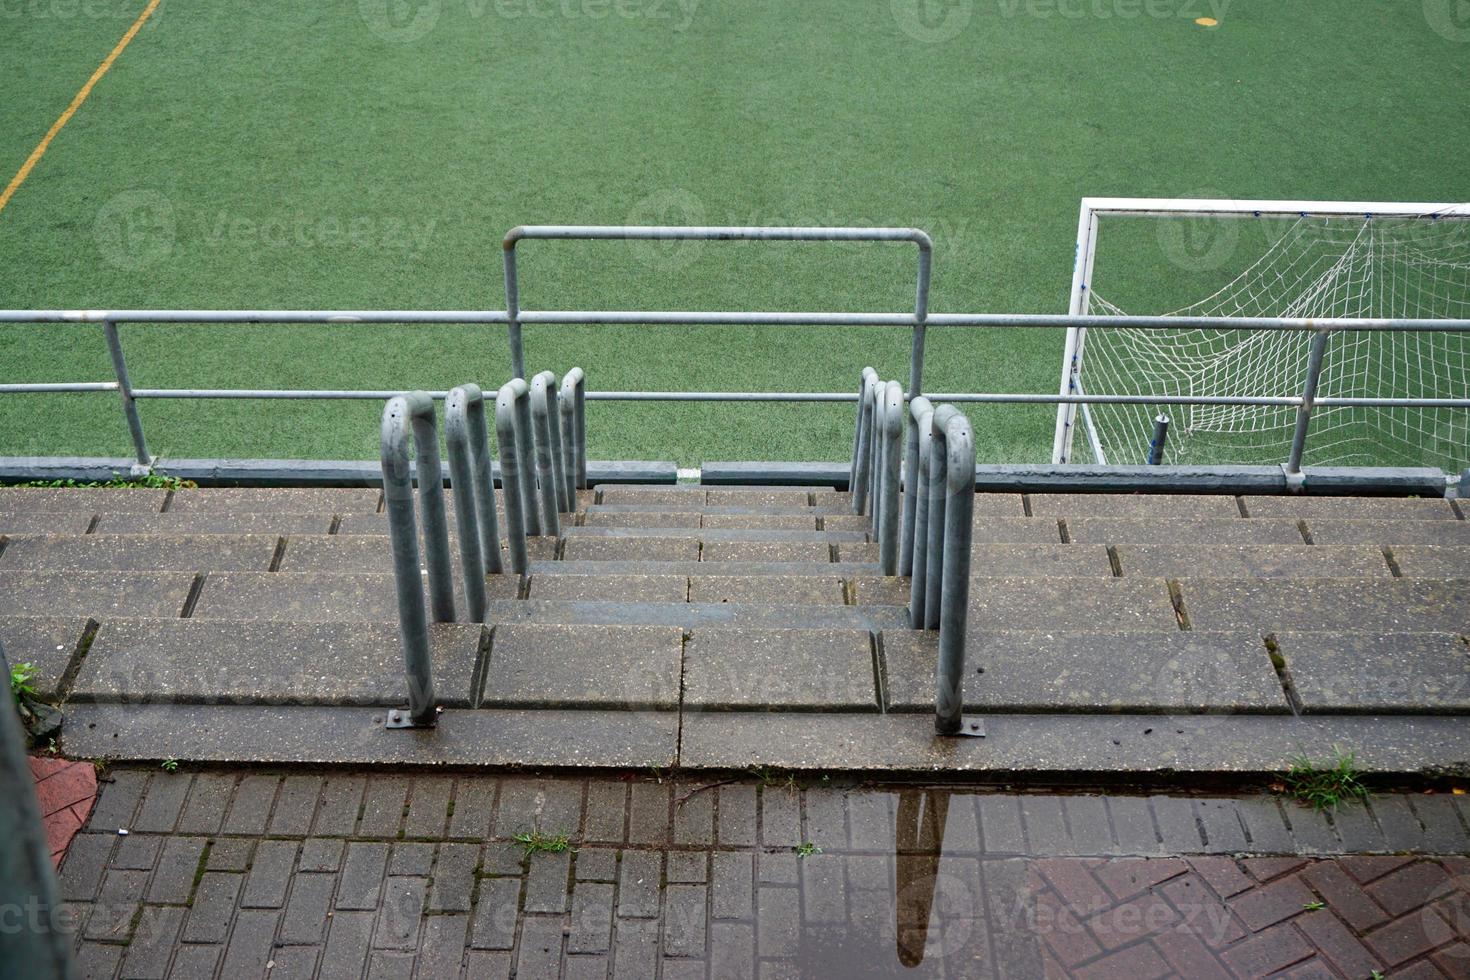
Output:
top-left (560, 368), bottom-right (587, 493)
top-left (878, 381), bottom-right (904, 576)
top-left (529, 372), bottom-right (563, 534)
top-left (379, 392), bottom-right (454, 728)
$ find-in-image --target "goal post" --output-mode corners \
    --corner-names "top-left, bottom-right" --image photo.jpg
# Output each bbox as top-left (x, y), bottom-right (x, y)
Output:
top-left (1052, 198), bottom-right (1470, 470)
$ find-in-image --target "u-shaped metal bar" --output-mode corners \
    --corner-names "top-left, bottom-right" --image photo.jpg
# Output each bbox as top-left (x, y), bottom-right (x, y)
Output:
top-left (878, 380), bottom-right (905, 575)
top-left (935, 414), bottom-right (976, 735)
top-left (529, 372), bottom-right (562, 536)
top-left (494, 379), bottom-right (533, 574)
top-left (560, 368), bottom-right (586, 501)
top-left (851, 367), bottom-right (878, 511)
top-left (446, 384), bottom-right (504, 622)
top-left (380, 392), bottom-right (453, 727)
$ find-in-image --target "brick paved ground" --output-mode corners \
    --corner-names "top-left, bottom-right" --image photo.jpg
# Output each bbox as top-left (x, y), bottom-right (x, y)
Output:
top-left (53, 768), bottom-right (1470, 979)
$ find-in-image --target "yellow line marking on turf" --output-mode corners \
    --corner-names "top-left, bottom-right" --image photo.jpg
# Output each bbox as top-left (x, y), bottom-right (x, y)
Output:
top-left (0, 0), bottom-right (162, 218)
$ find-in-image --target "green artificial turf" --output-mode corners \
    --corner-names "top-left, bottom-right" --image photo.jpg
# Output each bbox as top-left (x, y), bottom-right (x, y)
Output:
top-left (0, 0), bottom-right (1466, 466)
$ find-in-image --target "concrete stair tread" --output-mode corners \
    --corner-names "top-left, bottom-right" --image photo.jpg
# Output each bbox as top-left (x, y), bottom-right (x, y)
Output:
top-left (162, 487), bottom-right (383, 514)
top-left (190, 571), bottom-right (521, 622)
top-left (563, 526), bottom-right (867, 542)
top-left (481, 623), bottom-right (683, 710)
top-left (1063, 518), bottom-right (1306, 545)
top-left (0, 512), bottom-right (95, 535)
top-left (1242, 495), bottom-right (1460, 520)
top-left (71, 618), bottom-right (483, 707)
top-left (1303, 519), bottom-right (1470, 546)
top-left (683, 628), bottom-right (879, 711)
top-left (0, 616), bottom-right (93, 700)
top-left (528, 560), bottom-right (880, 577)
top-left (843, 544), bottom-right (1113, 576)
top-left (1113, 544), bottom-right (1393, 578)
top-left (1177, 577), bottom-right (1470, 633)
top-left (93, 512), bottom-right (337, 535)
top-left (277, 534), bottom-right (557, 572)
top-left (0, 570), bottom-right (197, 619)
top-left (483, 599), bottom-right (908, 630)
top-left (0, 533), bottom-right (281, 572)
top-left (0, 488), bottom-right (166, 514)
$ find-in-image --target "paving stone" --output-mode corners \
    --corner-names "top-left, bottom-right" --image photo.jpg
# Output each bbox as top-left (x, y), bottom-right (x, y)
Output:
top-left (484, 597), bottom-right (906, 630)
top-left (1151, 795), bottom-right (1204, 852)
top-left (1407, 794), bottom-right (1470, 853)
top-left (132, 773), bottom-right (192, 833)
top-left (163, 943), bottom-right (218, 979)
top-left (1275, 630), bottom-right (1470, 712)
top-left (1244, 495), bottom-right (1457, 520)
top-left (709, 921), bottom-right (754, 979)
top-left (471, 877), bottom-right (522, 949)
top-left (121, 905), bottom-right (184, 979)
top-left (628, 781), bottom-right (671, 844)
top-left (567, 881), bottom-right (615, 954)
top-left (1286, 805), bottom-right (1343, 854)
top-left (705, 513), bottom-right (818, 530)
top-left (1390, 545), bottom-right (1470, 577)
top-left (278, 871), bottom-right (337, 946)
top-left (1367, 796), bottom-right (1428, 853)
top-left (884, 629), bottom-right (1285, 713)
top-left (399, 776), bottom-right (452, 839)
top-left (95, 510), bottom-right (334, 535)
top-left (300, 837), bottom-right (346, 872)
top-left (1304, 518), bottom-right (1470, 546)
top-left (88, 769), bottom-right (148, 832)
top-left (711, 852), bottom-right (753, 920)
top-left (175, 772), bottom-right (234, 834)
top-left (575, 846), bottom-right (618, 882)
top-left (1105, 796), bottom-right (1161, 856)
top-left (337, 842), bottom-right (389, 909)
top-left (239, 838), bottom-right (298, 909)
top-left (1327, 801), bottom-right (1389, 853)
top-left (112, 830), bottom-right (162, 870)
top-left (315, 774), bottom-right (367, 836)
top-left (717, 785), bottom-right (758, 847)
top-left (75, 618), bottom-right (483, 707)
top-left (0, 570), bottom-right (195, 618)
top-left (219, 907), bottom-right (281, 975)
top-left (1029, 493), bottom-right (1240, 518)
top-left (1116, 543), bottom-right (1390, 578)
top-left (271, 774), bottom-right (323, 836)
top-left (1065, 517), bottom-right (1306, 545)
top-left (1180, 578), bottom-right (1470, 632)
top-left (358, 777), bottom-right (410, 838)
top-left (1300, 862), bottom-right (1390, 932)
top-left (674, 785), bottom-right (715, 845)
top-left (687, 575), bottom-right (846, 604)
top-left (480, 623), bottom-right (682, 709)
top-left (618, 851), bottom-right (663, 918)
top-left (755, 885), bottom-right (800, 957)
top-left (583, 781), bottom-right (627, 842)
top-left (757, 850), bottom-right (798, 885)
top-left (205, 837), bottom-right (254, 871)
top-left (0, 510), bottom-right (93, 534)
top-left (494, 777), bottom-right (586, 840)
top-left (1195, 799), bottom-right (1249, 853)
top-left (0, 487), bottom-right (164, 513)
top-left (1235, 795), bottom-right (1296, 854)
top-left (1064, 795), bottom-right (1116, 856)
top-left (0, 533), bottom-right (278, 572)
top-left (526, 574), bottom-right (686, 603)
top-left (419, 913), bottom-right (470, 977)
top-left (322, 909), bottom-right (376, 980)
top-left (761, 787), bottom-right (802, 848)
top-left (464, 949), bottom-right (513, 978)
top-left (664, 883), bottom-right (708, 956)
top-left (523, 850), bottom-right (572, 913)
top-left (683, 628), bottom-right (878, 711)
top-left (667, 851), bottom-right (707, 884)
top-left (58, 832), bottom-right (113, 900)
top-left (968, 543), bottom-right (1115, 577)
top-left (183, 872), bottom-right (241, 942)
top-left (0, 615), bottom-right (90, 699)
top-left (375, 876), bottom-right (426, 948)
top-left (447, 777), bottom-right (497, 839)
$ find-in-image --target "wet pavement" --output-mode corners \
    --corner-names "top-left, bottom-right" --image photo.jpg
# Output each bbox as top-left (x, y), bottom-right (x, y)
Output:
top-left (54, 768), bottom-right (1470, 979)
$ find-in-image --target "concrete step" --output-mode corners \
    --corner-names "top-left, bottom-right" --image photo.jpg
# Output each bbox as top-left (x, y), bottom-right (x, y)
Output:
top-left (0, 570), bottom-right (197, 619)
top-left (479, 623), bottom-right (683, 710)
top-left (1270, 630), bottom-right (1470, 714)
top-left (1113, 544), bottom-right (1392, 579)
top-left (1388, 546), bottom-right (1470, 577)
top-left (0, 616), bottom-right (93, 700)
top-left (1304, 519), bottom-right (1470, 546)
top-left (276, 534), bottom-right (556, 573)
top-left (582, 511), bottom-right (822, 530)
top-left (562, 526), bottom-right (868, 542)
top-left (683, 628), bottom-right (879, 711)
top-left (71, 618), bottom-right (482, 707)
top-left (1242, 495), bottom-right (1459, 520)
top-left (880, 629), bottom-right (1288, 714)
top-left (597, 486), bottom-right (833, 508)
top-left (483, 599), bottom-right (908, 630)
top-left (93, 512), bottom-right (337, 535)
top-left (0, 487), bottom-right (165, 514)
top-left (841, 543), bottom-right (1113, 575)
top-left (162, 487), bottom-right (382, 514)
top-left (1028, 493), bottom-right (1242, 519)
top-left (1063, 518), bottom-right (1305, 545)
top-left (528, 560), bottom-right (880, 577)
top-left (1178, 577), bottom-right (1470, 633)
top-left (0, 533), bottom-right (280, 573)
top-left (0, 512), bottom-right (95, 535)
top-left (860, 576), bottom-right (1180, 631)
top-left (190, 572), bottom-right (521, 622)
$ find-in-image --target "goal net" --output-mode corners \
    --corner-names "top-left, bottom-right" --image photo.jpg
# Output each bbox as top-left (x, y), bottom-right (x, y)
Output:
top-left (1054, 200), bottom-right (1470, 473)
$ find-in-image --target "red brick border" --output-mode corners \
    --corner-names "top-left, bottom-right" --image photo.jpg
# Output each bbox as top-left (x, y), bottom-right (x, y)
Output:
top-left (29, 755), bottom-right (97, 867)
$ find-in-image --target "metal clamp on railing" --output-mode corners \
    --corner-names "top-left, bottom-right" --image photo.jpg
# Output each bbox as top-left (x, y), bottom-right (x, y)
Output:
top-left (495, 379), bottom-right (536, 573)
top-left (902, 398), bottom-right (983, 737)
top-left (380, 392), bottom-right (455, 729)
top-left (446, 385), bottom-right (504, 623)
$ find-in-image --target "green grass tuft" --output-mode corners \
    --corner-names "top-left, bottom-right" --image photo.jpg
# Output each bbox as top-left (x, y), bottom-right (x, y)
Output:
top-left (512, 830), bottom-right (573, 857)
top-left (1283, 750), bottom-right (1370, 811)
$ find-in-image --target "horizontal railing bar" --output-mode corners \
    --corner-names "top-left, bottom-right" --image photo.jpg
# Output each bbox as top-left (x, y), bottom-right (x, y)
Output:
top-left (5, 310), bottom-right (1470, 332)
top-left (1080, 197), bottom-right (1470, 219)
top-left (504, 225), bottom-right (933, 246)
top-left (0, 382), bottom-right (118, 393)
top-left (132, 389), bottom-right (452, 400)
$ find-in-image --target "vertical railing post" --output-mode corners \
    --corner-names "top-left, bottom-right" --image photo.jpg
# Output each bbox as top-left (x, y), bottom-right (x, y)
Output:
top-left (530, 374), bottom-right (562, 536)
top-left (1146, 413), bottom-right (1171, 466)
top-left (536, 370), bottom-right (570, 514)
top-left (909, 232), bottom-right (933, 397)
top-left (908, 415), bottom-right (933, 628)
top-left (510, 380), bottom-right (541, 536)
top-left (102, 319), bottom-right (152, 471)
top-left (865, 374), bottom-right (884, 522)
top-left (851, 368), bottom-right (876, 512)
top-left (446, 387), bottom-right (488, 623)
top-left (495, 379), bottom-right (531, 574)
top-left (923, 405), bottom-right (959, 629)
top-left (935, 414), bottom-right (977, 736)
top-left (0, 634), bottom-right (73, 979)
top-left (878, 380), bottom-right (903, 575)
top-left (380, 392), bottom-right (452, 728)
top-left (560, 368), bottom-right (585, 499)
top-left (901, 395), bottom-right (931, 576)
top-left (464, 386), bottom-right (504, 575)
top-left (503, 242), bottom-right (525, 380)
top-left (1286, 329), bottom-right (1331, 475)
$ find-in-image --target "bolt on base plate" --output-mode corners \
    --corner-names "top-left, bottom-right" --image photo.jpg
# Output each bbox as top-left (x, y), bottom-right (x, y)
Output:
top-left (938, 717), bottom-right (986, 738)
top-left (385, 707), bottom-right (436, 730)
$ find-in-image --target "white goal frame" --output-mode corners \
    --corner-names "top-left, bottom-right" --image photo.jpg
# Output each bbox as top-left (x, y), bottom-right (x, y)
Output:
top-left (1051, 197), bottom-right (1470, 465)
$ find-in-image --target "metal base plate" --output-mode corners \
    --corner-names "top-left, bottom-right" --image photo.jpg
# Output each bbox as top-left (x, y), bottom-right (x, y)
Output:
top-left (940, 717), bottom-right (986, 738)
top-left (385, 707), bottom-right (436, 730)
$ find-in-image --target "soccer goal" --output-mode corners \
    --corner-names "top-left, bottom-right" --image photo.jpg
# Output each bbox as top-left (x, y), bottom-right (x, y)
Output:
top-left (1052, 199), bottom-right (1470, 471)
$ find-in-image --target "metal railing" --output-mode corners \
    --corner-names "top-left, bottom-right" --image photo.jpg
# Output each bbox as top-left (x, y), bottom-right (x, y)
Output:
top-left (4, 226), bottom-right (1470, 478)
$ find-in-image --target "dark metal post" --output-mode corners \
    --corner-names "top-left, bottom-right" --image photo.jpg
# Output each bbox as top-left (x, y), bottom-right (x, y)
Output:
top-left (102, 319), bottom-right (152, 470)
top-left (463, 385), bottom-right (504, 575)
top-left (503, 245), bottom-right (525, 380)
top-left (923, 405), bottom-right (959, 629)
top-left (509, 381), bottom-right (541, 536)
top-left (0, 636), bottom-right (72, 979)
top-left (494, 380), bottom-right (531, 574)
top-left (380, 393), bottom-right (444, 727)
top-left (866, 374), bottom-right (884, 523)
top-left (560, 368), bottom-right (585, 500)
top-left (879, 380), bottom-right (904, 575)
top-left (570, 368), bottom-right (588, 490)
top-left (1146, 413), bottom-right (1171, 465)
top-left (936, 415), bottom-right (977, 736)
top-left (530, 374), bottom-right (562, 535)
top-left (909, 233), bottom-right (933, 396)
top-left (851, 369), bottom-right (876, 512)
top-left (445, 387), bottom-right (489, 623)
top-left (1287, 330), bottom-right (1331, 474)
top-left (908, 405), bottom-right (934, 627)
